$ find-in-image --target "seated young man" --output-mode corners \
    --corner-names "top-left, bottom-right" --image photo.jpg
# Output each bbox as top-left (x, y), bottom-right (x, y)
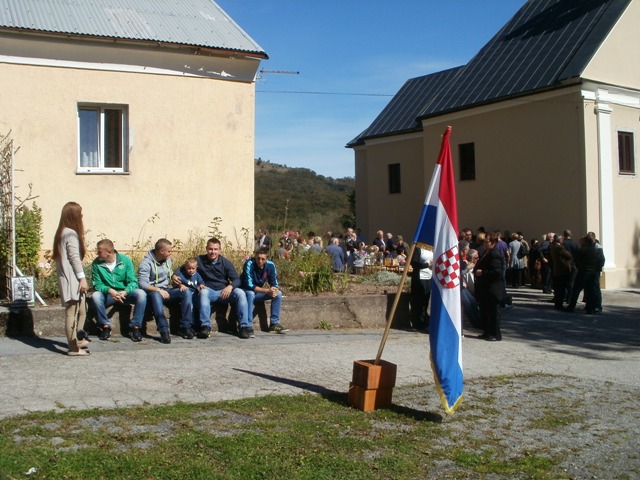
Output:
top-left (190, 238), bottom-right (250, 339)
top-left (137, 238), bottom-right (193, 344)
top-left (241, 247), bottom-right (289, 336)
top-left (91, 239), bottom-right (147, 341)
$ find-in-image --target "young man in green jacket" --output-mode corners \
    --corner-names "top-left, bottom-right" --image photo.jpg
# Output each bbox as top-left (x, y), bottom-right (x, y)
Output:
top-left (91, 239), bottom-right (147, 341)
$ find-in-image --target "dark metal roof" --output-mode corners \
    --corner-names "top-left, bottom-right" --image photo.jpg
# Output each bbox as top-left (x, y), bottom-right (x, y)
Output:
top-left (0, 0), bottom-right (267, 58)
top-left (349, 0), bottom-right (631, 147)
top-left (347, 67), bottom-right (462, 147)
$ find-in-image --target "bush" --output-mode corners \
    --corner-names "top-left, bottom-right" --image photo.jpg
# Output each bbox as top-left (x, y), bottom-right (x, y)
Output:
top-left (275, 250), bottom-right (334, 294)
top-left (14, 202), bottom-right (42, 277)
top-left (35, 264), bottom-right (59, 300)
top-left (360, 270), bottom-right (404, 287)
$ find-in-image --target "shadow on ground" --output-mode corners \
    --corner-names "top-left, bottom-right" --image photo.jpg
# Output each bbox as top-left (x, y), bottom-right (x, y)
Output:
top-left (10, 336), bottom-right (69, 355)
top-left (233, 368), bottom-right (443, 423)
top-left (501, 288), bottom-right (640, 359)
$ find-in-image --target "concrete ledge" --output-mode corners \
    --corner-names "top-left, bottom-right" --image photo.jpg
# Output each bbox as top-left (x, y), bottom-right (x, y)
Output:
top-left (0, 294), bottom-right (412, 337)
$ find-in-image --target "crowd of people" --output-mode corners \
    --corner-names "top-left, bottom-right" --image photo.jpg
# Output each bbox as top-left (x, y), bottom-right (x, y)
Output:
top-left (52, 200), bottom-right (605, 356)
top-left (259, 227), bottom-right (415, 274)
top-left (52, 202), bottom-right (289, 356)
top-left (458, 227), bottom-right (606, 342)
top-left (256, 224), bottom-right (605, 342)
top-left (258, 227), bottom-right (433, 332)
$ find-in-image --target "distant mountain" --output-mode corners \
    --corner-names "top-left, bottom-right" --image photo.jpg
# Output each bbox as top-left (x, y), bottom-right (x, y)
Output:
top-left (254, 159), bottom-right (355, 235)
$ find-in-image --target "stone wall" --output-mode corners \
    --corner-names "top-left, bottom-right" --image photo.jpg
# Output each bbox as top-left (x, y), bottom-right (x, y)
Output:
top-left (0, 294), bottom-right (413, 337)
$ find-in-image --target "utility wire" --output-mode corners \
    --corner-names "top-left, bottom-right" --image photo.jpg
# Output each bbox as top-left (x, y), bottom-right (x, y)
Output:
top-left (256, 90), bottom-right (394, 97)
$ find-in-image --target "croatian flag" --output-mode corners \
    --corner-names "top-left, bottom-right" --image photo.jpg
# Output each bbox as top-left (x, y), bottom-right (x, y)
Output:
top-left (413, 126), bottom-right (463, 414)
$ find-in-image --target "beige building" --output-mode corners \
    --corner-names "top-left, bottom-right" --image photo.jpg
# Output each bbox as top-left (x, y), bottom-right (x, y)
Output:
top-left (0, 0), bottom-right (267, 252)
top-left (349, 0), bottom-right (640, 288)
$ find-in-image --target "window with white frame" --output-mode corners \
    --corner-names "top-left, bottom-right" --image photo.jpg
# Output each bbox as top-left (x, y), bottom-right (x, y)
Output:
top-left (77, 105), bottom-right (128, 173)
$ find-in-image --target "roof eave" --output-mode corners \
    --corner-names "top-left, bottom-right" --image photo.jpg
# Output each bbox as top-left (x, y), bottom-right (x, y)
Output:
top-left (0, 27), bottom-right (269, 60)
top-left (417, 80), bottom-right (584, 122)
top-left (346, 126), bottom-right (423, 149)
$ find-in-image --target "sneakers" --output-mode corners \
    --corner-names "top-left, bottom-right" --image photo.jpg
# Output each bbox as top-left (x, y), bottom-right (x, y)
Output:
top-left (99, 325), bottom-right (112, 340)
top-left (248, 328), bottom-right (255, 338)
top-left (179, 328), bottom-right (195, 339)
top-left (269, 323), bottom-right (289, 334)
top-left (130, 326), bottom-right (142, 342)
top-left (197, 326), bottom-right (211, 339)
top-left (238, 327), bottom-right (251, 339)
top-left (160, 330), bottom-right (171, 344)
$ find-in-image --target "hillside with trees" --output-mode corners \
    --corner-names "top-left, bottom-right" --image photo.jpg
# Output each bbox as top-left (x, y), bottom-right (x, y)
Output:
top-left (254, 159), bottom-right (355, 236)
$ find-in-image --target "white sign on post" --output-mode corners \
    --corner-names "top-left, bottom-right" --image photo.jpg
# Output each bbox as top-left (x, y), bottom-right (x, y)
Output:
top-left (11, 276), bottom-right (35, 305)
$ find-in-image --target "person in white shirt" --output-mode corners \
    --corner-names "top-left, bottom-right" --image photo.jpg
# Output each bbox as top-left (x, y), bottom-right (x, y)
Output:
top-left (409, 246), bottom-right (433, 331)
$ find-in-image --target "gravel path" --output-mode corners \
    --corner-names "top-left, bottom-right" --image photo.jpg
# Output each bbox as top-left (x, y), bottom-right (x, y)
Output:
top-left (395, 374), bottom-right (639, 479)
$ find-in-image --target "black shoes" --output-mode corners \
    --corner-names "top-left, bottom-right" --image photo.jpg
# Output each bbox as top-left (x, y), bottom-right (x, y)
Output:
top-left (180, 328), bottom-right (195, 339)
top-left (479, 332), bottom-right (501, 341)
top-left (417, 323), bottom-right (429, 333)
top-left (160, 330), bottom-right (171, 344)
top-left (197, 326), bottom-right (211, 339)
top-left (238, 327), bottom-right (251, 339)
top-left (130, 326), bottom-right (142, 342)
top-left (180, 326), bottom-right (210, 339)
top-left (99, 325), bottom-right (112, 340)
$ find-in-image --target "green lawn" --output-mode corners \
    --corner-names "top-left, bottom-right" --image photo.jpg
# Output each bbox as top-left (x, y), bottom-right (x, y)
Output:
top-left (0, 382), bottom-right (566, 480)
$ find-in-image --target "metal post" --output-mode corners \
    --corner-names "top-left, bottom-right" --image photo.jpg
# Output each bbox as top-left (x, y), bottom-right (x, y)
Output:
top-left (10, 140), bottom-right (16, 280)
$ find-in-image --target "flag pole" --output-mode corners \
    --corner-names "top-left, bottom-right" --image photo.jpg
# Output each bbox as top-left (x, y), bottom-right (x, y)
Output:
top-left (374, 242), bottom-right (417, 364)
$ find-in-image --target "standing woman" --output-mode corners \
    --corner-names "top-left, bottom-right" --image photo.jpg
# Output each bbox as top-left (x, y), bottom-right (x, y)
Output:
top-left (473, 232), bottom-right (506, 341)
top-left (52, 202), bottom-right (90, 356)
top-left (507, 232), bottom-right (525, 288)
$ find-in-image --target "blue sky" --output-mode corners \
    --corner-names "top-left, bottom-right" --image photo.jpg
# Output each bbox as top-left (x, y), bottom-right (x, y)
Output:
top-left (216, 1), bottom-right (527, 179)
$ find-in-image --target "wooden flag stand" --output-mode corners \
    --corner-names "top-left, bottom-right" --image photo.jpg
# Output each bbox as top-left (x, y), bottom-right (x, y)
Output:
top-left (348, 243), bottom-right (418, 411)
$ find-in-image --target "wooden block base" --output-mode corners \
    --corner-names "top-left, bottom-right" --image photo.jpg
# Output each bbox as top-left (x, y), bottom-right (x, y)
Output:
top-left (348, 383), bottom-right (393, 412)
top-left (351, 359), bottom-right (397, 390)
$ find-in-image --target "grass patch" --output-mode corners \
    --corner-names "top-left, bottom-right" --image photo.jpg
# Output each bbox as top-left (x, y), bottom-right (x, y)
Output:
top-left (316, 320), bottom-right (332, 330)
top-left (529, 407), bottom-right (583, 430)
top-left (0, 389), bottom-right (567, 479)
top-left (453, 449), bottom-right (553, 476)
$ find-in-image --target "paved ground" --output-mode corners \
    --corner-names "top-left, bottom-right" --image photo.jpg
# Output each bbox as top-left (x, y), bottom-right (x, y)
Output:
top-left (0, 287), bottom-right (638, 419)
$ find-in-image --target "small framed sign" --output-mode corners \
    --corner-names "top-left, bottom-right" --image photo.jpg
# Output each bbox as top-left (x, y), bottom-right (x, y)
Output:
top-left (12, 276), bottom-right (35, 305)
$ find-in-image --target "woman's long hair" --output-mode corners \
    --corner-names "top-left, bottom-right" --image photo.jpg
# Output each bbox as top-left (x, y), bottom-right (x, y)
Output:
top-left (52, 202), bottom-right (86, 261)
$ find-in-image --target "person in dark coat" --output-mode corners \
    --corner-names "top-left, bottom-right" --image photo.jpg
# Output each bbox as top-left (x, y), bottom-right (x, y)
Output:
top-left (473, 232), bottom-right (506, 341)
top-left (562, 229), bottom-right (580, 302)
top-left (527, 238), bottom-right (542, 288)
top-left (566, 235), bottom-right (605, 314)
top-left (538, 232), bottom-right (555, 293)
top-left (549, 236), bottom-right (573, 310)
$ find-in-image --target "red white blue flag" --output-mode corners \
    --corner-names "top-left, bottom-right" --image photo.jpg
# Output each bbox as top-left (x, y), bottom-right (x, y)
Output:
top-left (412, 126), bottom-right (463, 414)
